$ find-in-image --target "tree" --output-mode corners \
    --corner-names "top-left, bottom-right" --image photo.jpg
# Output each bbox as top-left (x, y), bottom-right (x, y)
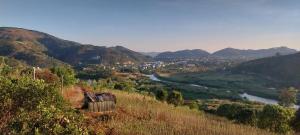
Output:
top-left (156, 89), bottom-right (168, 101)
top-left (114, 81), bottom-right (135, 91)
top-left (235, 108), bottom-right (258, 126)
top-left (167, 90), bottom-right (183, 106)
top-left (216, 104), bottom-right (244, 120)
top-left (216, 103), bottom-right (259, 126)
top-left (258, 105), bottom-right (294, 134)
top-left (279, 87), bottom-right (298, 107)
top-left (50, 66), bottom-right (76, 86)
top-left (76, 67), bottom-right (113, 80)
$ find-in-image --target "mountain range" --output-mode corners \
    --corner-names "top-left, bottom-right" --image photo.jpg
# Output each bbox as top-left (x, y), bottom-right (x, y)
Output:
top-left (140, 52), bottom-right (161, 57)
top-left (0, 27), bottom-right (299, 70)
top-left (154, 47), bottom-right (297, 60)
top-left (155, 49), bottom-right (210, 60)
top-left (0, 27), bottom-right (151, 67)
top-left (212, 47), bottom-right (297, 59)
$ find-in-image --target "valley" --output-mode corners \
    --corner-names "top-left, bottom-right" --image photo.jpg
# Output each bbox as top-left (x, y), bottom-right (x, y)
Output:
top-left (148, 73), bottom-right (300, 108)
top-left (154, 71), bottom-right (279, 100)
top-left (1, 27), bottom-right (300, 135)
top-left (2, 1), bottom-right (300, 134)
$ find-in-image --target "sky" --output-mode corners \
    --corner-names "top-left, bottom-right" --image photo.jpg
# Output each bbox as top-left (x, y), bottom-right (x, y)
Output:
top-left (0, 0), bottom-right (299, 52)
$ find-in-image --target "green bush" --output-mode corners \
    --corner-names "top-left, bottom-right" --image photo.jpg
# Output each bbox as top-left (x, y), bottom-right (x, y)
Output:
top-left (114, 81), bottom-right (135, 91)
top-left (216, 104), bottom-right (258, 126)
top-left (187, 101), bottom-right (199, 110)
top-left (8, 103), bottom-right (87, 134)
top-left (0, 77), bottom-right (88, 134)
top-left (156, 89), bottom-right (168, 101)
top-left (167, 90), bottom-right (183, 106)
top-left (76, 67), bottom-right (112, 80)
top-left (50, 66), bottom-right (77, 86)
top-left (235, 108), bottom-right (258, 126)
top-left (216, 104), bottom-right (244, 120)
top-left (258, 105), bottom-right (294, 134)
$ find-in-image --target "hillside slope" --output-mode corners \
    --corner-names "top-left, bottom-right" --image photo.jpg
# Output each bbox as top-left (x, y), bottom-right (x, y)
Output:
top-left (233, 53), bottom-right (300, 87)
top-left (0, 27), bottom-right (151, 67)
top-left (65, 89), bottom-right (274, 135)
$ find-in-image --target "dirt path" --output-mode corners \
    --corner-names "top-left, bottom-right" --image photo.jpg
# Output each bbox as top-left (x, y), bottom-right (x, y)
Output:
top-left (62, 86), bottom-right (85, 108)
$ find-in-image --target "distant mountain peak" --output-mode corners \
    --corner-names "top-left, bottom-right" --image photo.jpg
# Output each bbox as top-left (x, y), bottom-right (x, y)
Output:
top-left (155, 49), bottom-right (210, 60)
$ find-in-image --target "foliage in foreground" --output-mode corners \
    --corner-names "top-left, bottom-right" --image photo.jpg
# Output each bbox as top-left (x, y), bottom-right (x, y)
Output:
top-left (258, 105), bottom-right (295, 134)
top-left (0, 77), bottom-right (87, 134)
top-left (215, 103), bottom-right (296, 134)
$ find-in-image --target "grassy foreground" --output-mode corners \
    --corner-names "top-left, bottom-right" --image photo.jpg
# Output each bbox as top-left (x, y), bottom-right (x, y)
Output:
top-left (83, 90), bottom-right (274, 135)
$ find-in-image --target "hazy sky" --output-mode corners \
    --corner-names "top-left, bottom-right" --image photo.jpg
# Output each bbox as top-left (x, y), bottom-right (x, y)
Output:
top-left (0, 0), bottom-right (299, 52)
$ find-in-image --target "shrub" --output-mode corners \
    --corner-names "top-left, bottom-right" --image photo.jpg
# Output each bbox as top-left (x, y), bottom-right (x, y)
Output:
top-left (258, 105), bottom-right (294, 134)
top-left (235, 108), bottom-right (258, 126)
top-left (187, 101), bottom-right (199, 110)
top-left (36, 69), bottom-right (60, 84)
top-left (0, 77), bottom-right (88, 134)
top-left (0, 77), bottom-right (65, 113)
top-left (216, 104), bottom-right (259, 126)
top-left (167, 90), bottom-right (183, 106)
top-left (7, 103), bottom-right (87, 134)
top-left (76, 67), bottom-right (113, 80)
top-left (114, 81), bottom-right (135, 91)
top-left (156, 89), bottom-right (168, 101)
top-left (216, 104), bottom-right (244, 120)
top-left (50, 66), bottom-right (77, 86)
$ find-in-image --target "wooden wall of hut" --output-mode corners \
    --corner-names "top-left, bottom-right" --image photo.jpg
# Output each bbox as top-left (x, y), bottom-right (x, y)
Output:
top-left (88, 101), bottom-right (116, 112)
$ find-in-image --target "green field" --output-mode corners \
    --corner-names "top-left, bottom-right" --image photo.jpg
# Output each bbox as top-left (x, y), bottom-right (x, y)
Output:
top-left (156, 72), bottom-right (281, 101)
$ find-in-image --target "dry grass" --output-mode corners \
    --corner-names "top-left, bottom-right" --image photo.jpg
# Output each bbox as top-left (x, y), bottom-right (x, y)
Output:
top-left (84, 90), bottom-right (275, 135)
top-left (62, 86), bottom-right (85, 108)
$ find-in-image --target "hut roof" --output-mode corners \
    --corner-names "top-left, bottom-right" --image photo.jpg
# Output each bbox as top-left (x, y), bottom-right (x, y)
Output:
top-left (84, 91), bottom-right (97, 102)
top-left (84, 92), bottom-right (116, 103)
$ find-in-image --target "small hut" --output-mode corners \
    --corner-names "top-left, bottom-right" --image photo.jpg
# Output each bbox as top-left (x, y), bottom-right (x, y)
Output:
top-left (84, 91), bottom-right (116, 113)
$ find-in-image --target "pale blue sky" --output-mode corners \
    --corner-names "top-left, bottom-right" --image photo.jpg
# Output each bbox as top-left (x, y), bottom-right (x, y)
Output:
top-left (0, 0), bottom-right (299, 52)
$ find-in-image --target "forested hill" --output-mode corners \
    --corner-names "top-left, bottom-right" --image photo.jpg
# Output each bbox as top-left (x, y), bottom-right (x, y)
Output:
top-left (155, 49), bottom-right (210, 60)
top-left (0, 27), bottom-right (151, 67)
top-left (233, 52), bottom-right (300, 87)
top-left (212, 47), bottom-right (297, 60)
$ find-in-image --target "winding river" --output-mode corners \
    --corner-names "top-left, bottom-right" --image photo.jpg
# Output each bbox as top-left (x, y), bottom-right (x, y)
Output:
top-left (147, 74), bottom-right (299, 108)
